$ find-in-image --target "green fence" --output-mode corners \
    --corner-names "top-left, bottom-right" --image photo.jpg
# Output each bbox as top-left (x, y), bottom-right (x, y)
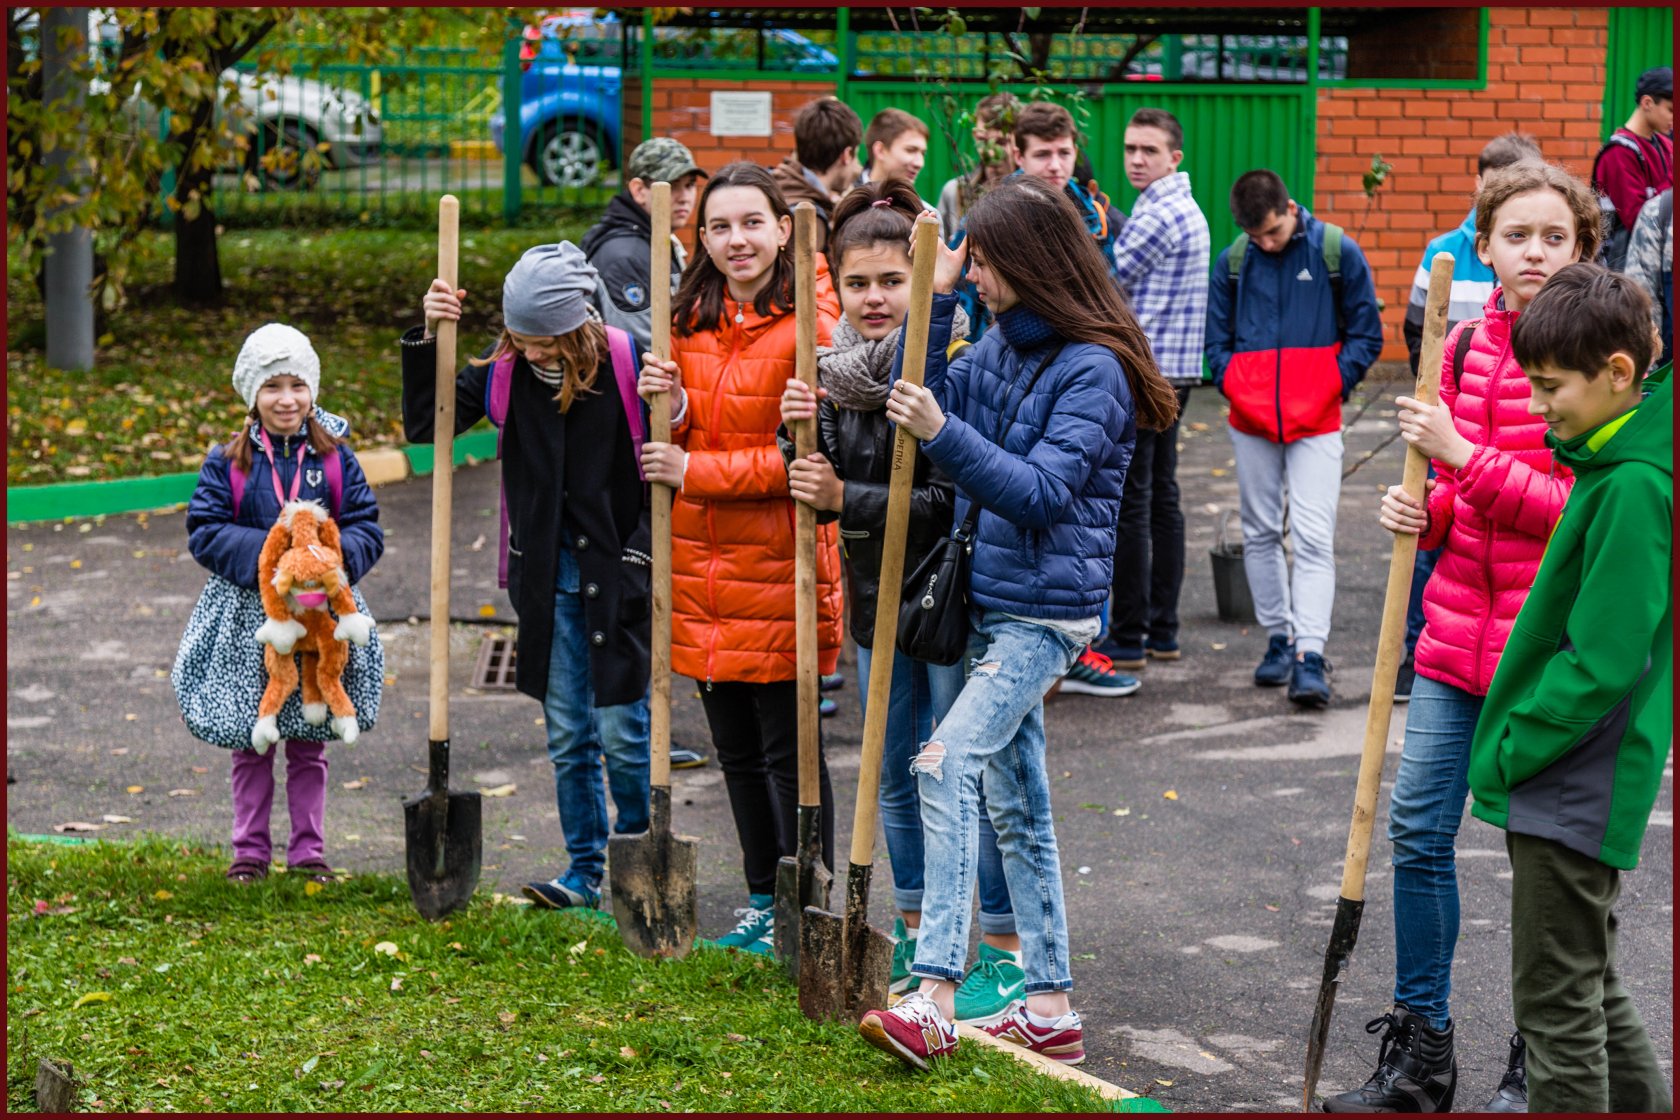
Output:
top-left (849, 32), bottom-right (1350, 83)
top-left (848, 80), bottom-right (1313, 253)
top-left (1602, 8), bottom-right (1673, 141)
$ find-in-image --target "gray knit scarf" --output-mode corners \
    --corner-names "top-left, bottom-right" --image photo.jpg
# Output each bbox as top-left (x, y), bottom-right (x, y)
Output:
top-left (817, 305), bottom-right (971, 411)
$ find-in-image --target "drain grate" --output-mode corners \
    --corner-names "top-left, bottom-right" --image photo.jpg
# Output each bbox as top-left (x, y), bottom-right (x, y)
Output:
top-left (472, 634), bottom-right (518, 690)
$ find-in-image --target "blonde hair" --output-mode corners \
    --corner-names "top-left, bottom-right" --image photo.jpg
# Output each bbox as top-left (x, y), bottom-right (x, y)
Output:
top-left (470, 318), bottom-right (606, 414)
top-left (1473, 161), bottom-right (1602, 264)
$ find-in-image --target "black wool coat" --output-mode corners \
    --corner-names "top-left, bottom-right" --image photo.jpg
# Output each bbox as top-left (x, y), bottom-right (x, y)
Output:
top-left (400, 327), bottom-right (651, 705)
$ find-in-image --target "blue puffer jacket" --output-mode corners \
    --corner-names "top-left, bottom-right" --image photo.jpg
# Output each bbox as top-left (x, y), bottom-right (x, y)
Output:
top-left (186, 409), bottom-right (384, 591)
top-left (896, 294), bottom-right (1136, 620)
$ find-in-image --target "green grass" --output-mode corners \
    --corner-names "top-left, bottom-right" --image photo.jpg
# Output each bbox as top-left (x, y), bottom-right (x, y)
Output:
top-left (6, 836), bottom-right (1120, 1113)
top-left (7, 222), bottom-right (596, 487)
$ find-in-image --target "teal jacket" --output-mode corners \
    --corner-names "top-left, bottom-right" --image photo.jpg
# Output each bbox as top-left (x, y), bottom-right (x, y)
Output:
top-left (1467, 363), bottom-right (1673, 869)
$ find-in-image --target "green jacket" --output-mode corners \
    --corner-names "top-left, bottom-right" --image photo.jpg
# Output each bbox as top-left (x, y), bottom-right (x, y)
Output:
top-left (1468, 362), bottom-right (1673, 869)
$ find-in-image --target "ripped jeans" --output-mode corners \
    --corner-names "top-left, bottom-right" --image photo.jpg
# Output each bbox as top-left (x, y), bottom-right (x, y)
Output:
top-left (910, 609), bottom-right (1096, 995)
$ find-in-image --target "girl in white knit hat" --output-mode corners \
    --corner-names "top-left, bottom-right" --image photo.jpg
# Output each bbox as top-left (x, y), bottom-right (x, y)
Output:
top-left (173, 322), bottom-right (386, 886)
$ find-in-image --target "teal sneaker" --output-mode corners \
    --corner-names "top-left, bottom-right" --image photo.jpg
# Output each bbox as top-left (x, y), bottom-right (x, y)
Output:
top-left (889, 917), bottom-right (921, 996)
top-left (952, 942), bottom-right (1026, 1027)
top-left (744, 921), bottom-right (776, 956)
top-left (715, 893), bottom-right (775, 950)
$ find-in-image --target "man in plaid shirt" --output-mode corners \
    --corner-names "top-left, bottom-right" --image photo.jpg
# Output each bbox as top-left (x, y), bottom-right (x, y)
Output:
top-left (1095, 108), bottom-right (1211, 678)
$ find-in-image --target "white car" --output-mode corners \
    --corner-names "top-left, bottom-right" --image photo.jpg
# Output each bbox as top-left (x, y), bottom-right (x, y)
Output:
top-left (223, 68), bottom-right (383, 188)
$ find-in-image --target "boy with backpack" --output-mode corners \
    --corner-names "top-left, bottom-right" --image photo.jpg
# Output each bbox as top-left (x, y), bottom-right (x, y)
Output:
top-left (1591, 66), bottom-right (1673, 271)
top-left (1467, 262), bottom-right (1672, 1114)
top-left (1204, 169), bottom-right (1384, 709)
top-left (1624, 186), bottom-right (1673, 367)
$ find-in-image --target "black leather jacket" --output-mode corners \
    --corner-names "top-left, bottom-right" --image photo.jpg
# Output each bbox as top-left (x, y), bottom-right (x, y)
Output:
top-left (780, 400), bottom-right (955, 648)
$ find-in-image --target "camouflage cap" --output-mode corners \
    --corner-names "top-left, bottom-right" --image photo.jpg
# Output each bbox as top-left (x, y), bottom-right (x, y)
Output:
top-left (626, 137), bottom-right (706, 186)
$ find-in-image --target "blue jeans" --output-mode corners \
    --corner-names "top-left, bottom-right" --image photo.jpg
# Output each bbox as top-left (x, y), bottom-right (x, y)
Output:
top-left (1387, 672), bottom-right (1483, 1028)
top-left (543, 547), bottom-right (650, 891)
top-left (859, 643), bottom-right (1015, 933)
top-left (910, 610), bottom-right (1093, 993)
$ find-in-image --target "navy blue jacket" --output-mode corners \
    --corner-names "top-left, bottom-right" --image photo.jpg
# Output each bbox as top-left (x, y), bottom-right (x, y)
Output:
top-left (1204, 206), bottom-right (1384, 443)
top-left (896, 293), bottom-right (1136, 620)
top-left (186, 410), bottom-right (384, 591)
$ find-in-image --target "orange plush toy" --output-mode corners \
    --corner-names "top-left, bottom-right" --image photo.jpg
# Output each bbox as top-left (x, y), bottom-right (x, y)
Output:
top-left (251, 499), bottom-right (374, 751)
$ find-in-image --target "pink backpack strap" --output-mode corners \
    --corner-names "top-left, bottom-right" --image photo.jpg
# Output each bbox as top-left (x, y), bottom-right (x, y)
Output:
top-left (229, 460), bottom-right (248, 520)
top-left (605, 326), bottom-right (646, 481)
top-left (489, 352), bottom-right (516, 589)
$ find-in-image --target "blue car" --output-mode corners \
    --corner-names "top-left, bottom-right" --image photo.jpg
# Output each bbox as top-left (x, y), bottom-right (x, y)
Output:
top-left (491, 11), bottom-right (839, 189)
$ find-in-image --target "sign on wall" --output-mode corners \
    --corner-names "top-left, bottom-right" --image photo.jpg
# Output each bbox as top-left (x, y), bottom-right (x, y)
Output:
top-left (710, 91), bottom-right (774, 137)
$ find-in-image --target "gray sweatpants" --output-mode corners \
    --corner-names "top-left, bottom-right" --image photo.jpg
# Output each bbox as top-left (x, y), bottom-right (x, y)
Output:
top-left (1229, 428), bottom-right (1343, 656)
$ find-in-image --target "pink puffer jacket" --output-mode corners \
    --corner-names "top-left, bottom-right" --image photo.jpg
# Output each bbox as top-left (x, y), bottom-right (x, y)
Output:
top-left (1414, 290), bottom-right (1574, 696)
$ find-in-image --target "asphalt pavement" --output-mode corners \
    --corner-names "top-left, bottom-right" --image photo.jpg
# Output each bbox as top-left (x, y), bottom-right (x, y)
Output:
top-left (7, 368), bottom-right (1671, 1111)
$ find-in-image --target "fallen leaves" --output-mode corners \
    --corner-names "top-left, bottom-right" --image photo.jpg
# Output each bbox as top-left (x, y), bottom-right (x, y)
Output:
top-left (167, 788), bottom-right (199, 798)
top-left (340, 777), bottom-right (370, 791)
top-left (153, 890), bottom-right (173, 901)
top-left (372, 942), bottom-right (400, 957)
top-left (498, 1010), bottom-right (517, 1024)
top-left (1163, 790), bottom-right (1180, 801)
top-left (126, 785), bottom-right (144, 794)
top-left (73, 991), bottom-right (114, 1009)
top-left (55, 821), bottom-right (105, 833)
top-left (619, 1046), bottom-right (637, 1059)
top-left (304, 881), bottom-right (325, 896)
top-left (480, 783), bottom-right (517, 798)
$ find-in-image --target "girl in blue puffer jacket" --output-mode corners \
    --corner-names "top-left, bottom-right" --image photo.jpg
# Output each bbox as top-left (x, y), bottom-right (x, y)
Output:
top-left (856, 176), bottom-right (1179, 1070)
top-left (178, 324), bottom-right (384, 887)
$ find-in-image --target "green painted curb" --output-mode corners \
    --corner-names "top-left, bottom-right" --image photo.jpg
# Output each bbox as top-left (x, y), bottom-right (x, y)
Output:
top-left (6, 429), bottom-right (501, 525)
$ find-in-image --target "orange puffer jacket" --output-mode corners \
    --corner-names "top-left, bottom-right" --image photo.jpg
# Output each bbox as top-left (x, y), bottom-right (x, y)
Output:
top-left (669, 281), bottom-right (844, 684)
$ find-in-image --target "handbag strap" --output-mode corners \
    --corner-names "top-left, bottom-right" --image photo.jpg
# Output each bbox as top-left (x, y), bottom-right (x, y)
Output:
top-left (954, 342), bottom-right (1065, 539)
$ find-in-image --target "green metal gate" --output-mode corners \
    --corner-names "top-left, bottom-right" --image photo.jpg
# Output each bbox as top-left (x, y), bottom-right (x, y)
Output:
top-left (1602, 8), bottom-right (1673, 141)
top-left (845, 81), bottom-right (1314, 252)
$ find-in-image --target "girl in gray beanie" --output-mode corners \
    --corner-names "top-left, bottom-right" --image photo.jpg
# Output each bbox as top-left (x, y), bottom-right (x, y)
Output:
top-left (401, 244), bottom-right (654, 912)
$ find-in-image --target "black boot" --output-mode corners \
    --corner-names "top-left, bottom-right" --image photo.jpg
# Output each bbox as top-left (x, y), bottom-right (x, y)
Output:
top-left (1323, 1008), bottom-right (1458, 1113)
top-left (1482, 1033), bottom-right (1527, 1112)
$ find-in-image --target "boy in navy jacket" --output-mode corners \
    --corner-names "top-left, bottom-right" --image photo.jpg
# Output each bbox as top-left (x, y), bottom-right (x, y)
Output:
top-left (1205, 169), bottom-right (1384, 708)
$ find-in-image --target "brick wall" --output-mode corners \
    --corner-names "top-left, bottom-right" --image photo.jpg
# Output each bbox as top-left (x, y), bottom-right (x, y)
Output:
top-left (1315, 7), bottom-right (1608, 362)
top-left (621, 76), bottom-right (836, 252)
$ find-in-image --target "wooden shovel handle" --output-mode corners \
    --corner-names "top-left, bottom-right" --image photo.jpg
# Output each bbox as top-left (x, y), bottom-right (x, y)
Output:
top-left (792, 203), bottom-right (821, 807)
top-left (849, 213), bottom-right (942, 868)
top-left (1337, 251), bottom-right (1454, 900)
top-left (429, 195), bottom-right (459, 744)
top-left (649, 181), bottom-right (674, 791)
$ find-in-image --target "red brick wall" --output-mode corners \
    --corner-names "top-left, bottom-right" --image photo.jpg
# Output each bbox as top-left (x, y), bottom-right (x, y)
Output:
top-left (1315, 7), bottom-right (1608, 362)
top-left (621, 77), bottom-right (836, 252)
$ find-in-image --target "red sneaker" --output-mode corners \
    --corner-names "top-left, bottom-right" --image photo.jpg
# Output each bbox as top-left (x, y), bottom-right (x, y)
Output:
top-left (858, 991), bottom-right (959, 1070)
top-left (980, 1001), bottom-right (1087, 1064)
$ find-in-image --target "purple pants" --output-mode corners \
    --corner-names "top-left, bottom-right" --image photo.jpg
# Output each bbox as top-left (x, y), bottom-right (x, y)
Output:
top-left (229, 739), bottom-right (328, 866)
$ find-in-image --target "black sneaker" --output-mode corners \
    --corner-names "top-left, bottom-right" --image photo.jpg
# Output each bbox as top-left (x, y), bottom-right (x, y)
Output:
top-left (1289, 652), bottom-right (1333, 709)
top-left (1482, 1033), bottom-right (1527, 1112)
top-left (1394, 657), bottom-right (1417, 704)
top-left (1322, 1008), bottom-right (1457, 1113)
top-left (1254, 633), bottom-right (1295, 687)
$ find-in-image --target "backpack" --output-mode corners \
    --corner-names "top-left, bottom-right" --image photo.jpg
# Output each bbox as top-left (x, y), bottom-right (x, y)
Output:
top-left (1451, 319), bottom-right (1478, 386)
top-left (229, 444), bottom-right (342, 521)
top-left (1228, 223), bottom-right (1345, 333)
top-left (1590, 132), bottom-right (1649, 272)
top-left (486, 324), bottom-right (643, 590)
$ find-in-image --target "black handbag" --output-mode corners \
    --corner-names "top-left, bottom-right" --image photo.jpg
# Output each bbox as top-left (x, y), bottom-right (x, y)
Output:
top-left (896, 344), bottom-right (1064, 666)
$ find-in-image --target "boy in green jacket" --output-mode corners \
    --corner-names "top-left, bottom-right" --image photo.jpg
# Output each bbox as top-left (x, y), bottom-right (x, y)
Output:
top-left (1467, 262), bottom-right (1673, 1114)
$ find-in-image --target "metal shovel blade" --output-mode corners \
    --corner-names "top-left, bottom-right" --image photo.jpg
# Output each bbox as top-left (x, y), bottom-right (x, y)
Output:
top-left (1302, 894), bottom-right (1364, 1109)
top-left (799, 862), bottom-right (894, 1023)
top-left (773, 804), bottom-right (833, 975)
top-left (401, 771), bottom-right (482, 920)
top-left (608, 786), bottom-right (699, 958)
top-left (798, 902), bottom-right (845, 1020)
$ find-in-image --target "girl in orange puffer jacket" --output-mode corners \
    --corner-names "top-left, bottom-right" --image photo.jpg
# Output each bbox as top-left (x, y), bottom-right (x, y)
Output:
top-left (638, 161), bottom-right (845, 952)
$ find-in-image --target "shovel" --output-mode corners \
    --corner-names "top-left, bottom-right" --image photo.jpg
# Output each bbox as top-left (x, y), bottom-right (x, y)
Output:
top-left (609, 181), bottom-right (700, 958)
top-left (1301, 251), bottom-right (1455, 1110)
top-left (774, 202), bottom-right (834, 974)
top-left (403, 194), bottom-right (483, 920)
top-left (800, 211), bottom-right (942, 1022)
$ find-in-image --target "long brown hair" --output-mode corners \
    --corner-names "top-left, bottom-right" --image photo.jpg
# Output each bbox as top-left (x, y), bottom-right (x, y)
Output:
top-left (674, 161), bottom-right (796, 337)
top-left (224, 408), bottom-right (342, 473)
top-left (828, 177), bottom-right (921, 265)
top-left (964, 176), bottom-right (1180, 431)
top-left (467, 318), bottom-right (606, 414)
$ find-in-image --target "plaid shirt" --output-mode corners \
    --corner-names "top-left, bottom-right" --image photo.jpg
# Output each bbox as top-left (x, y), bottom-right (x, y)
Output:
top-left (1112, 172), bottom-right (1210, 386)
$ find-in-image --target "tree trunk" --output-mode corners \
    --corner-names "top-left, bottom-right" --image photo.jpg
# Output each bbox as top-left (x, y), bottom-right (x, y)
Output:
top-left (171, 98), bottom-right (222, 306)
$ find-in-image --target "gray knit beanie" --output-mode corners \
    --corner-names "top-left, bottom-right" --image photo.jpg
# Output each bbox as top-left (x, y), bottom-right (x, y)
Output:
top-left (502, 242), bottom-right (599, 337)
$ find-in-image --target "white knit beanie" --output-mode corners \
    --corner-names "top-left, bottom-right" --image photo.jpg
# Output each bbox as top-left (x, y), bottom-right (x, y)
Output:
top-left (231, 323), bottom-right (321, 409)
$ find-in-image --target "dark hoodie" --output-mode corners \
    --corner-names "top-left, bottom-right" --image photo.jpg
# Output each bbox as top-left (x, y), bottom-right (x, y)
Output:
top-left (769, 156), bottom-right (835, 250)
top-left (580, 191), bottom-right (685, 353)
top-left (1468, 362), bottom-right (1673, 870)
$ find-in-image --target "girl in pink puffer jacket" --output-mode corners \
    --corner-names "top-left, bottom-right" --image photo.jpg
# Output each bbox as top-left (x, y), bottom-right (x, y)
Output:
top-left (1322, 160), bottom-right (1603, 1113)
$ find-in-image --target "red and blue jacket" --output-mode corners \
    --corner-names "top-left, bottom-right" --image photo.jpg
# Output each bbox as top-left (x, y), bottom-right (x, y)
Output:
top-left (1205, 206), bottom-right (1385, 443)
